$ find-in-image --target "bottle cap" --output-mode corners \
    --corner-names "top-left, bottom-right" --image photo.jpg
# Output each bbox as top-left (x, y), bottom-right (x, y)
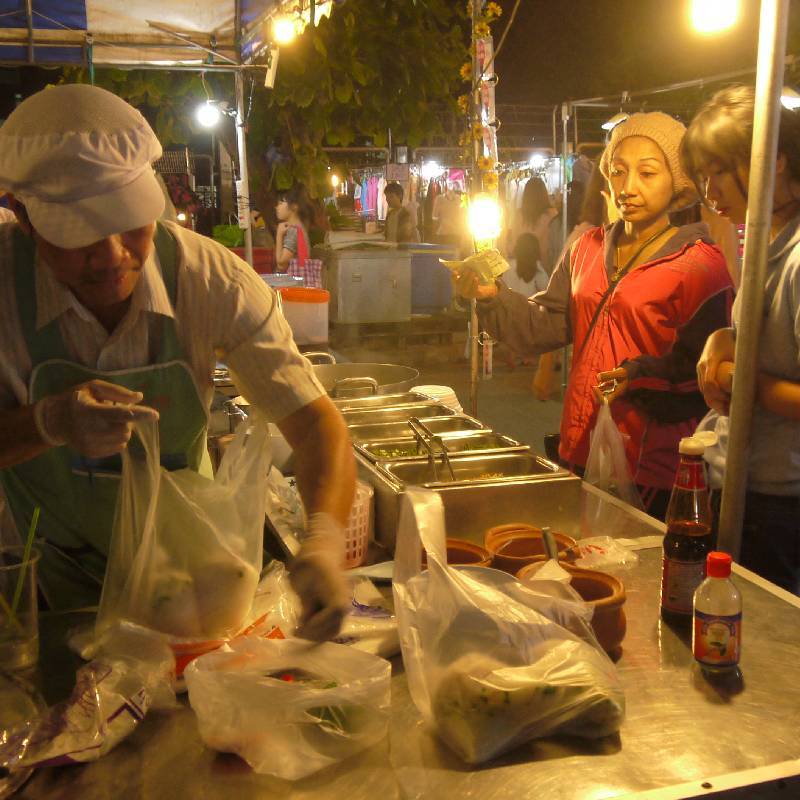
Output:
top-left (679, 430), bottom-right (718, 455)
top-left (707, 551), bottom-right (732, 578)
top-left (679, 436), bottom-right (705, 455)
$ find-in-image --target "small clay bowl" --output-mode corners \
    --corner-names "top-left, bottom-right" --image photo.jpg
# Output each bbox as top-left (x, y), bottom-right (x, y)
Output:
top-left (517, 562), bottom-right (627, 660)
top-left (484, 523), bottom-right (541, 553)
top-left (485, 524), bottom-right (577, 575)
top-left (422, 538), bottom-right (492, 569)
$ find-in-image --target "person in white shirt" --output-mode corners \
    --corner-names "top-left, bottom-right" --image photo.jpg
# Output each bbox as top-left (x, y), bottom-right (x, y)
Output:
top-left (502, 233), bottom-right (549, 297)
top-left (0, 84), bottom-right (354, 641)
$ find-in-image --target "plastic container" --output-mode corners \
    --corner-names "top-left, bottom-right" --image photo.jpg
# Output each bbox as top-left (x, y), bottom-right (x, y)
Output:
top-left (230, 247), bottom-right (274, 274)
top-left (344, 480), bottom-right (374, 568)
top-left (399, 243), bottom-right (456, 313)
top-left (278, 287), bottom-right (330, 345)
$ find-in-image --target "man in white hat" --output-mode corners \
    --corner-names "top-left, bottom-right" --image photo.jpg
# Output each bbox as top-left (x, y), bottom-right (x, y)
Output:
top-left (0, 84), bottom-right (354, 641)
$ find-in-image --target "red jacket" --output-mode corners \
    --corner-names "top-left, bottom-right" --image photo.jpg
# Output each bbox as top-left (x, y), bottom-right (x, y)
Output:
top-left (478, 222), bottom-right (733, 490)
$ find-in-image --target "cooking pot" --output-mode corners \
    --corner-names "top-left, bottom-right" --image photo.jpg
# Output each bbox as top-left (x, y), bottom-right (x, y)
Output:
top-left (304, 352), bottom-right (419, 398)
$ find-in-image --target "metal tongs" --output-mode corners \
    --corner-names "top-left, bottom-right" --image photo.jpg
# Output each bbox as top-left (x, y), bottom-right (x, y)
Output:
top-left (407, 417), bottom-right (455, 482)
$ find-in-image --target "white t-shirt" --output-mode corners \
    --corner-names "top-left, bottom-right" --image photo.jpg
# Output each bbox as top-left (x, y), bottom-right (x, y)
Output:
top-left (502, 258), bottom-right (549, 297)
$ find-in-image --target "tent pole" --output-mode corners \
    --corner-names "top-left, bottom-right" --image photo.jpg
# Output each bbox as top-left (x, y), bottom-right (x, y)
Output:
top-left (717, 0), bottom-right (790, 559)
top-left (234, 69), bottom-right (254, 267)
top-left (561, 101), bottom-right (571, 393)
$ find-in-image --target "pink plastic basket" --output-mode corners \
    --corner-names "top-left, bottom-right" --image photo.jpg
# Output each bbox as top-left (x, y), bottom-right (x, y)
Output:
top-left (345, 480), bottom-right (373, 568)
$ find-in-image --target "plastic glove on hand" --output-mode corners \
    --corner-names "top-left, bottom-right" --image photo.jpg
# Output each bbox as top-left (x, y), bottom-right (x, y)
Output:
top-left (289, 512), bottom-right (351, 642)
top-left (35, 379), bottom-right (159, 457)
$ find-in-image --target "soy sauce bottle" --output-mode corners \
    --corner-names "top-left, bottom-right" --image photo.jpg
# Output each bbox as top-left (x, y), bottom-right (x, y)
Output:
top-left (660, 436), bottom-right (714, 626)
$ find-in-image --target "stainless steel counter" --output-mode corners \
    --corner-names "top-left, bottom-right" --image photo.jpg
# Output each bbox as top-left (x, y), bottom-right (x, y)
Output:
top-left (16, 485), bottom-right (800, 799)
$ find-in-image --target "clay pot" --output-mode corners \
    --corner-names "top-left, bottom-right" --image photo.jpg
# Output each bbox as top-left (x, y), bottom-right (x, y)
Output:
top-left (517, 562), bottom-right (627, 660)
top-left (484, 524), bottom-right (577, 575)
top-left (422, 538), bottom-right (492, 568)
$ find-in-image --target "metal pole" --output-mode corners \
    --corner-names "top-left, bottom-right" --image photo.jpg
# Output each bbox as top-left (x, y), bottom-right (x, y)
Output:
top-left (717, 0), bottom-right (790, 559)
top-left (561, 102), bottom-right (571, 393)
top-left (469, 0), bottom-right (482, 418)
top-left (234, 70), bottom-right (254, 267)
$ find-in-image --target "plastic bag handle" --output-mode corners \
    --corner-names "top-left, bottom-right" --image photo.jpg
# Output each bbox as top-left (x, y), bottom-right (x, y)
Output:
top-left (393, 487), bottom-right (448, 587)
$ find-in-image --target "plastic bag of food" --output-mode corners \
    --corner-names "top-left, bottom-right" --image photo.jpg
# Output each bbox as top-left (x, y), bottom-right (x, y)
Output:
top-left (568, 536), bottom-right (639, 571)
top-left (393, 488), bottom-right (625, 764)
top-left (0, 623), bottom-right (175, 769)
top-left (97, 416), bottom-right (271, 643)
top-left (334, 578), bottom-right (399, 659)
top-left (185, 637), bottom-right (391, 780)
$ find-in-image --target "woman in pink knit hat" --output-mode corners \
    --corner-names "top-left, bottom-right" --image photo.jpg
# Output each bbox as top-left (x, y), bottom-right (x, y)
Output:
top-left (454, 112), bottom-right (734, 519)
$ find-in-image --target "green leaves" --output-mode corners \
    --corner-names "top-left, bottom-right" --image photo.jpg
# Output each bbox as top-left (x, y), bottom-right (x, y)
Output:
top-left (60, 0), bottom-right (468, 202)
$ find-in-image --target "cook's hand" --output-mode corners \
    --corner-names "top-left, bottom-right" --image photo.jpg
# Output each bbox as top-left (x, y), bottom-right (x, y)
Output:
top-left (451, 270), bottom-right (498, 301)
top-left (594, 367), bottom-right (629, 403)
top-left (35, 380), bottom-right (159, 457)
top-left (289, 512), bottom-right (351, 642)
top-left (697, 328), bottom-right (735, 413)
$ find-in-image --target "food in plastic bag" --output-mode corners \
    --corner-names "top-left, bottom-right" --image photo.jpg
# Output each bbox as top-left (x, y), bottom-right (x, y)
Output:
top-left (567, 536), bottom-right (639, 571)
top-left (0, 624), bottom-right (175, 770)
top-left (185, 638), bottom-right (391, 780)
top-left (97, 417), bottom-right (270, 642)
top-left (584, 399), bottom-right (643, 510)
top-left (334, 578), bottom-right (399, 659)
top-left (393, 488), bottom-right (625, 764)
top-left (434, 648), bottom-right (624, 763)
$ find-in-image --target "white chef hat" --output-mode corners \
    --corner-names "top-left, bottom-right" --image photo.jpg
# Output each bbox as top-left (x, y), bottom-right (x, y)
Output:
top-left (0, 83), bottom-right (165, 249)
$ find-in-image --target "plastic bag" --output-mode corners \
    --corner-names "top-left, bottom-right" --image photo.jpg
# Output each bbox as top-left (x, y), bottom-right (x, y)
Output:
top-left (584, 399), bottom-right (644, 510)
top-left (393, 488), bottom-right (625, 764)
top-left (568, 536), bottom-right (639, 571)
top-left (0, 623), bottom-right (175, 769)
top-left (185, 638), bottom-right (391, 780)
top-left (97, 417), bottom-right (271, 643)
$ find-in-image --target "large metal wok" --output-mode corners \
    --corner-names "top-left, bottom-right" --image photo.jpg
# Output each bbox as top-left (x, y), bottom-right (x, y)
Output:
top-left (304, 352), bottom-right (419, 398)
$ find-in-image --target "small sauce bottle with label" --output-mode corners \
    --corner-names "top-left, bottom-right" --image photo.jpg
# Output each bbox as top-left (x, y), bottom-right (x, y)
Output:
top-left (693, 551), bottom-right (742, 673)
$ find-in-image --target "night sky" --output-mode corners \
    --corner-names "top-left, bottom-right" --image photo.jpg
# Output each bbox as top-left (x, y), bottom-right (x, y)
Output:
top-left (495, 0), bottom-right (798, 106)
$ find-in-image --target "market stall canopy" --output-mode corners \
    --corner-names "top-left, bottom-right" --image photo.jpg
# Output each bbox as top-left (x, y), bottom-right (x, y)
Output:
top-left (0, 0), bottom-right (338, 68)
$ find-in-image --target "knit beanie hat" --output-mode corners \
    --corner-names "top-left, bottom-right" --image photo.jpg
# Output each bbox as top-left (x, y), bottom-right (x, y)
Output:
top-left (599, 111), bottom-right (698, 211)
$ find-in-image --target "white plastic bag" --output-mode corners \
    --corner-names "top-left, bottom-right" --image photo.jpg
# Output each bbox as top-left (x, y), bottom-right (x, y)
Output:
top-left (98, 417), bottom-right (271, 642)
top-left (584, 400), bottom-right (644, 510)
top-left (0, 623), bottom-right (175, 769)
top-left (568, 536), bottom-right (639, 571)
top-left (185, 638), bottom-right (391, 780)
top-left (393, 488), bottom-right (624, 764)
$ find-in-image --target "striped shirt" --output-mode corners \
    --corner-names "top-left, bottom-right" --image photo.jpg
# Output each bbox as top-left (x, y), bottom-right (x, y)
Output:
top-left (0, 220), bottom-right (325, 421)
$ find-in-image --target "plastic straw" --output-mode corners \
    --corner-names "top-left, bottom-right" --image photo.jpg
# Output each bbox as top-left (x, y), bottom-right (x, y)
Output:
top-left (11, 506), bottom-right (39, 614)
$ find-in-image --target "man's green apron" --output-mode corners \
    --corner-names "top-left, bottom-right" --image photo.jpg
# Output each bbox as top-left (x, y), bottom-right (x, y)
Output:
top-left (0, 223), bottom-right (209, 610)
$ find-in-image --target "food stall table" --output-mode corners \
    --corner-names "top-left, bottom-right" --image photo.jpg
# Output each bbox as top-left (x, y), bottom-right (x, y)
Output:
top-left (15, 485), bottom-right (800, 800)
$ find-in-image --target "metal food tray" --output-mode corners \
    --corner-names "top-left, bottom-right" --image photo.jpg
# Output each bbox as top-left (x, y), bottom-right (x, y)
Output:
top-left (347, 414), bottom-right (486, 442)
top-left (355, 431), bottom-right (528, 463)
top-left (376, 450), bottom-right (560, 487)
top-left (333, 391), bottom-right (436, 412)
top-left (357, 450), bottom-right (581, 549)
top-left (341, 403), bottom-right (455, 426)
